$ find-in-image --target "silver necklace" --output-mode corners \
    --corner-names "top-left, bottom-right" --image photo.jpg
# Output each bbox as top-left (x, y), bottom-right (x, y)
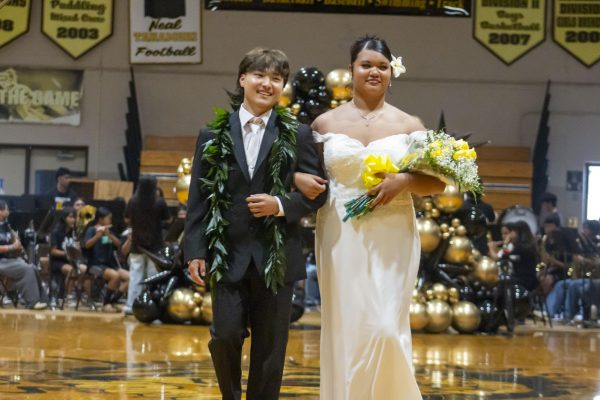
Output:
top-left (352, 100), bottom-right (383, 127)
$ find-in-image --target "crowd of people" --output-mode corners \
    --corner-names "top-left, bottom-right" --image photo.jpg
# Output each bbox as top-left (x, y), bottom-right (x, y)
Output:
top-left (0, 168), bottom-right (174, 314)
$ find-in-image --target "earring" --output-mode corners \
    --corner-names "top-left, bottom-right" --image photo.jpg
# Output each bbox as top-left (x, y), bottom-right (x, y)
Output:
top-left (389, 81), bottom-right (392, 88)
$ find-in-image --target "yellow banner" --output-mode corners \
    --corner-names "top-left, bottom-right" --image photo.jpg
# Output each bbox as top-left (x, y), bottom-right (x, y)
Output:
top-left (553, 0), bottom-right (600, 67)
top-left (474, 0), bottom-right (547, 64)
top-left (41, 0), bottom-right (113, 59)
top-left (0, 0), bottom-right (31, 49)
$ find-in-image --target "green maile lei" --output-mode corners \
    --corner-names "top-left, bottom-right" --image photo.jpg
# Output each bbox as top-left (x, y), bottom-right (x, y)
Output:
top-left (200, 106), bottom-right (298, 294)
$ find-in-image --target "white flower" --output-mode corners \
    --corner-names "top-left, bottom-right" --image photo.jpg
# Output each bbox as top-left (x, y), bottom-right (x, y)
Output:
top-left (390, 55), bottom-right (406, 78)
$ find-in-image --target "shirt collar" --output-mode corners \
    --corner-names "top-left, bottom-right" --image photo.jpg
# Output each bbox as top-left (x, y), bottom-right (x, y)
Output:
top-left (239, 104), bottom-right (272, 128)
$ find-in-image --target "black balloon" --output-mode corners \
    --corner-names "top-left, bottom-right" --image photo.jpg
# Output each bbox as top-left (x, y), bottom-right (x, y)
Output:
top-left (463, 207), bottom-right (487, 237)
top-left (478, 299), bottom-right (502, 333)
top-left (297, 111), bottom-right (311, 124)
top-left (513, 284), bottom-right (531, 320)
top-left (133, 291), bottom-right (160, 323)
top-left (308, 88), bottom-right (318, 99)
top-left (458, 284), bottom-right (476, 302)
top-left (305, 99), bottom-right (329, 120)
top-left (293, 67), bottom-right (326, 95)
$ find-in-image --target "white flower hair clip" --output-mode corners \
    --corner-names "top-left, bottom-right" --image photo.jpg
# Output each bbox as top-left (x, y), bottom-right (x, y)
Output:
top-left (390, 55), bottom-right (406, 78)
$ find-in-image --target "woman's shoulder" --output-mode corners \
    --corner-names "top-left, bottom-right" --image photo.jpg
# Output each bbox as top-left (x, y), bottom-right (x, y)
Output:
top-left (384, 104), bottom-right (425, 131)
top-left (311, 104), bottom-right (352, 134)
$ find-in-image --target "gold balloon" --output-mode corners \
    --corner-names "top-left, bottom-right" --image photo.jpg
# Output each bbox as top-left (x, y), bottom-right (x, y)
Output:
top-left (472, 256), bottom-right (499, 287)
top-left (412, 289), bottom-right (426, 304)
top-left (452, 301), bottom-right (481, 333)
top-left (192, 292), bottom-right (204, 306)
top-left (433, 184), bottom-right (464, 214)
top-left (201, 293), bottom-right (213, 324)
top-left (469, 249), bottom-right (483, 265)
top-left (431, 283), bottom-right (448, 301)
top-left (448, 287), bottom-right (460, 304)
top-left (425, 300), bottom-right (453, 333)
top-left (425, 288), bottom-right (435, 301)
top-left (175, 174), bottom-right (191, 205)
top-left (191, 306), bottom-right (203, 324)
top-left (456, 225), bottom-right (467, 236)
top-left (439, 223), bottom-right (449, 233)
top-left (279, 83), bottom-right (292, 108)
top-left (330, 99), bottom-right (339, 109)
top-left (444, 236), bottom-right (474, 264)
top-left (410, 301), bottom-right (430, 331)
top-left (431, 208), bottom-right (441, 218)
top-left (167, 288), bottom-right (196, 322)
top-left (451, 218), bottom-right (462, 228)
top-left (325, 68), bottom-right (352, 101)
top-left (417, 217), bottom-right (441, 253)
top-left (177, 158), bottom-right (193, 176)
top-left (290, 103), bottom-right (301, 115)
top-left (424, 202), bottom-right (433, 211)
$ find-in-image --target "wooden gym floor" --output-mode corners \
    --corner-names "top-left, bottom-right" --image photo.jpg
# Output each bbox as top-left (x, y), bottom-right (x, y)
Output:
top-left (0, 309), bottom-right (599, 399)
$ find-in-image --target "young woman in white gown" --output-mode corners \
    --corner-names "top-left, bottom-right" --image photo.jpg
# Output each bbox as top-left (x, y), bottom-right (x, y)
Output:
top-left (295, 36), bottom-right (445, 400)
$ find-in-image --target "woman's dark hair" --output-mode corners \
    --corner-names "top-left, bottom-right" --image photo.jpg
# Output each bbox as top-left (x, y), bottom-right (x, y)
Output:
top-left (53, 207), bottom-right (76, 234)
top-left (504, 221), bottom-right (536, 250)
top-left (228, 47), bottom-right (290, 108)
top-left (583, 220), bottom-right (600, 236)
top-left (129, 176), bottom-right (160, 247)
top-left (0, 200), bottom-right (7, 211)
top-left (350, 35), bottom-right (393, 64)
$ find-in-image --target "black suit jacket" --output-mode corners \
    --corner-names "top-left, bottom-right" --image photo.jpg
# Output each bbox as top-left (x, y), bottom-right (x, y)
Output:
top-left (184, 109), bottom-right (327, 284)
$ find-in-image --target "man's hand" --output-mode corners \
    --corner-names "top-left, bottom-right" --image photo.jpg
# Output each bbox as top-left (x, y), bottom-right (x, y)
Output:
top-left (188, 259), bottom-right (206, 286)
top-left (12, 239), bottom-right (22, 251)
top-left (294, 172), bottom-right (327, 200)
top-left (246, 194), bottom-right (279, 218)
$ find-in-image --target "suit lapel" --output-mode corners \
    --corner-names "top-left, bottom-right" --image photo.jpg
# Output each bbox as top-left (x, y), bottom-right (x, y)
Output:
top-left (229, 111), bottom-right (251, 183)
top-left (253, 110), bottom-right (278, 179)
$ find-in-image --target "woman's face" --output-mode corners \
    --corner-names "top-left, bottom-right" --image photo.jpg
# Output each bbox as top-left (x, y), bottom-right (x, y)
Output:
top-left (73, 199), bottom-right (85, 211)
top-left (351, 49), bottom-right (392, 96)
top-left (508, 229), bottom-right (519, 242)
top-left (66, 214), bottom-right (76, 228)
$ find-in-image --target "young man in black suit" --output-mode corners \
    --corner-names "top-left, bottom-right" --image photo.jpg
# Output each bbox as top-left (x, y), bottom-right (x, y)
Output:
top-left (184, 47), bottom-right (327, 400)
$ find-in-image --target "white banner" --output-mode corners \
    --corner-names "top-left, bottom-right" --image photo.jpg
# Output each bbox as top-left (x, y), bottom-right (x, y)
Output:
top-left (129, 0), bottom-right (201, 64)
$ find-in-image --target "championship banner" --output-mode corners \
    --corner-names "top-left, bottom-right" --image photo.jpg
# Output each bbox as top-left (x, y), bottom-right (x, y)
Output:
top-left (473, 0), bottom-right (546, 64)
top-left (0, 0), bottom-right (31, 49)
top-left (553, 0), bottom-right (600, 67)
top-left (205, 0), bottom-right (471, 17)
top-left (130, 0), bottom-right (202, 64)
top-left (41, 0), bottom-right (114, 59)
top-left (0, 66), bottom-right (83, 126)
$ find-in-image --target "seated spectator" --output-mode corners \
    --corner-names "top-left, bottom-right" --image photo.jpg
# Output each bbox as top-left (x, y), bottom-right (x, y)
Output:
top-left (538, 192), bottom-right (562, 234)
top-left (50, 207), bottom-right (87, 306)
top-left (0, 200), bottom-right (47, 310)
top-left (84, 207), bottom-right (129, 313)
top-left (538, 214), bottom-right (570, 296)
top-left (488, 220), bottom-right (539, 291)
top-left (46, 167), bottom-right (78, 209)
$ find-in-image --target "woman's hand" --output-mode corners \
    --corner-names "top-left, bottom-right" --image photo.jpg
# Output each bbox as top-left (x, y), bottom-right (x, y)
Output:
top-left (294, 172), bottom-right (327, 200)
top-left (369, 173), bottom-right (411, 208)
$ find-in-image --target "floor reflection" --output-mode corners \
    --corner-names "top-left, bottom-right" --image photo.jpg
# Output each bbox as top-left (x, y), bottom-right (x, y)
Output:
top-left (0, 311), bottom-right (598, 399)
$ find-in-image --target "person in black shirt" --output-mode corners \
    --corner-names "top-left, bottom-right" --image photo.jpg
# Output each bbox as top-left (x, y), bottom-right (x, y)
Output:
top-left (84, 207), bottom-right (129, 313)
top-left (0, 200), bottom-right (47, 309)
top-left (489, 220), bottom-right (539, 291)
top-left (123, 176), bottom-right (171, 314)
top-left (50, 207), bottom-right (87, 303)
top-left (46, 167), bottom-right (78, 209)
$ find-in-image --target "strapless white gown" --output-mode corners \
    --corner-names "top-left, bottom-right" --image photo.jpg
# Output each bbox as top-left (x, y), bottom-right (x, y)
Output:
top-left (314, 132), bottom-right (425, 400)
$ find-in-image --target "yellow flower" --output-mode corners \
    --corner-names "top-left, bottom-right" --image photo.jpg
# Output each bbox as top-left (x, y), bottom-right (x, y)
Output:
top-left (431, 148), bottom-right (443, 158)
top-left (362, 154), bottom-right (399, 189)
top-left (453, 149), bottom-right (477, 160)
top-left (454, 139), bottom-right (469, 150)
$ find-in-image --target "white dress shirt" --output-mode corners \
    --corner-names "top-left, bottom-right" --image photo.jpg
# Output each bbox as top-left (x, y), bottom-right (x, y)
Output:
top-left (239, 104), bottom-right (284, 217)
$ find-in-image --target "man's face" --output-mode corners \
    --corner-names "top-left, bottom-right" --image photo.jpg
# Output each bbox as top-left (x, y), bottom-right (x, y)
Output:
top-left (541, 201), bottom-right (554, 212)
top-left (544, 223), bottom-right (558, 234)
top-left (239, 69), bottom-right (284, 114)
top-left (58, 174), bottom-right (70, 188)
top-left (0, 207), bottom-right (9, 220)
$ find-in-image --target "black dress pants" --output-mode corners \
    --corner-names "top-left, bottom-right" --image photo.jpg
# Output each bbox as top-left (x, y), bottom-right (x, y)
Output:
top-left (208, 263), bottom-right (294, 400)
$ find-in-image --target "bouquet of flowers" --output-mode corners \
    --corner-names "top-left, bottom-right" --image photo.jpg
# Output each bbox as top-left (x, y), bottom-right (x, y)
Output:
top-left (343, 130), bottom-right (483, 222)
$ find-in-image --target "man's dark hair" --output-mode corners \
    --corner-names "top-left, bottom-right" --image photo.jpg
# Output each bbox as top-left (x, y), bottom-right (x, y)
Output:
top-left (228, 47), bottom-right (290, 108)
top-left (540, 192), bottom-right (558, 207)
top-left (350, 35), bottom-right (393, 64)
top-left (55, 167), bottom-right (71, 181)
